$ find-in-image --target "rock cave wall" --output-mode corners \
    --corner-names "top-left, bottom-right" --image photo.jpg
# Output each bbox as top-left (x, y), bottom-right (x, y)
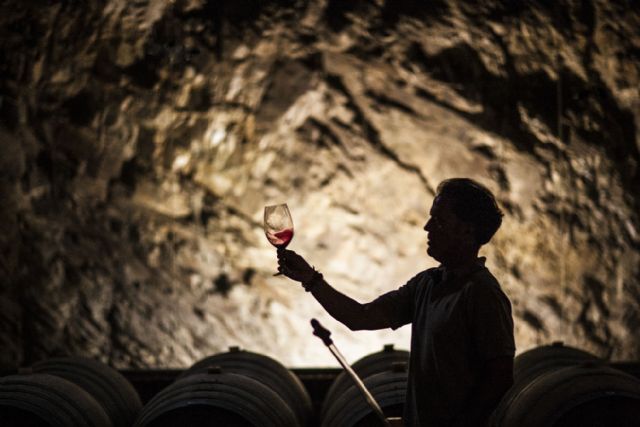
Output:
top-left (1, 0), bottom-right (639, 368)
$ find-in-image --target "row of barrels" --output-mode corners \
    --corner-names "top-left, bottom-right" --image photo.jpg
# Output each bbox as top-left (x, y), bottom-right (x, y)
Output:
top-left (325, 342), bottom-right (640, 427)
top-left (0, 357), bottom-right (142, 427)
top-left (2, 343), bottom-right (640, 426)
top-left (314, 342), bottom-right (640, 427)
top-left (491, 342), bottom-right (640, 427)
top-left (0, 345), bottom-right (405, 427)
top-left (0, 346), bottom-right (312, 427)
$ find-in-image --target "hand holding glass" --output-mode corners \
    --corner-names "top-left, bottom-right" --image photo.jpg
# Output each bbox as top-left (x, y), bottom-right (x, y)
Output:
top-left (264, 204), bottom-right (294, 275)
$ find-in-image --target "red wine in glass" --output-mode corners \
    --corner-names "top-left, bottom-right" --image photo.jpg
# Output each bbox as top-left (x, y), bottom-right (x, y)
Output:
top-left (264, 204), bottom-right (294, 274)
top-left (267, 228), bottom-right (294, 248)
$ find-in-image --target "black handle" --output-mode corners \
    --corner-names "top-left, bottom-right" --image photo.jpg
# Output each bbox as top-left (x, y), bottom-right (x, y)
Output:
top-left (310, 318), bottom-right (333, 346)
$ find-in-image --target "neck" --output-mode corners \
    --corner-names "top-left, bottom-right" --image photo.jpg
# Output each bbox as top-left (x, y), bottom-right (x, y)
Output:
top-left (442, 248), bottom-right (480, 270)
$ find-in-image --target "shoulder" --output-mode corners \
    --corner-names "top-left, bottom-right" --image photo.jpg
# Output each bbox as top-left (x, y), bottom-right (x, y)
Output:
top-left (467, 267), bottom-right (501, 290)
top-left (411, 267), bottom-right (441, 286)
top-left (464, 268), bottom-right (511, 306)
top-left (396, 267), bottom-right (440, 296)
top-left (402, 267), bottom-right (438, 284)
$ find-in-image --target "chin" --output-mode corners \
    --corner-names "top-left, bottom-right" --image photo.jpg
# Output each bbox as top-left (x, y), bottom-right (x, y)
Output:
top-left (427, 246), bottom-right (442, 263)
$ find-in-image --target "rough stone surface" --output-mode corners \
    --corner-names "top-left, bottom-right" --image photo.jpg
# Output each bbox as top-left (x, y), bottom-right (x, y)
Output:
top-left (1, 0), bottom-right (639, 368)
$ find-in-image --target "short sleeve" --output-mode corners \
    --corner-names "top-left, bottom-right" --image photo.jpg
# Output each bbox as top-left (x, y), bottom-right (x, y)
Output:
top-left (466, 275), bottom-right (516, 361)
top-left (365, 270), bottom-right (430, 330)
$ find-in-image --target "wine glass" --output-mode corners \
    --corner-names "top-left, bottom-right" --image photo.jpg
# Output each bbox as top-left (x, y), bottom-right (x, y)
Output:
top-left (264, 204), bottom-right (294, 275)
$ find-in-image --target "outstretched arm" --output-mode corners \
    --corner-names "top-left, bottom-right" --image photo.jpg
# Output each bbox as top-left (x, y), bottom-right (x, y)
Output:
top-left (277, 249), bottom-right (395, 331)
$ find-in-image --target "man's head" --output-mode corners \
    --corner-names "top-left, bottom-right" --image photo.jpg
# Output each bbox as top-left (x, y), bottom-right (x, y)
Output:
top-left (424, 178), bottom-right (503, 264)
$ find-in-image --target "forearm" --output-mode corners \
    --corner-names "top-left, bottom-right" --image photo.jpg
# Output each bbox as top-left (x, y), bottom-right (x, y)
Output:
top-left (276, 249), bottom-right (392, 330)
top-left (307, 277), bottom-right (390, 331)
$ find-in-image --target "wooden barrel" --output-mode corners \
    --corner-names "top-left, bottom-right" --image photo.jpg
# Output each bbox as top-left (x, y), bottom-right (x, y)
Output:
top-left (491, 364), bottom-right (640, 427)
top-left (321, 344), bottom-right (409, 418)
top-left (321, 369), bottom-right (408, 427)
top-left (32, 356), bottom-right (142, 427)
top-left (514, 342), bottom-right (600, 385)
top-left (491, 343), bottom-right (602, 426)
top-left (0, 373), bottom-right (112, 427)
top-left (178, 347), bottom-right (312, 426)
top-left (134, 371), bottom-right (299, 427)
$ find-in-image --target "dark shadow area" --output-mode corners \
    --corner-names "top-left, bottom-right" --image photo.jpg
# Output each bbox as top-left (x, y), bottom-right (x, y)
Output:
top-left (405, 39), bottom-right (639, 204)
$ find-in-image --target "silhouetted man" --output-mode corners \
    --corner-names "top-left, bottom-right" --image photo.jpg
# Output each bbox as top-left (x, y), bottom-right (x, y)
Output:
top-left (277, 178), bottom-right (515, 427)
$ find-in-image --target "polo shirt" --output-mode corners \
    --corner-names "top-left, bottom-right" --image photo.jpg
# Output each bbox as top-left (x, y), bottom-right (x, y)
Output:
top-left (368, 258), bottom-right (515, 426)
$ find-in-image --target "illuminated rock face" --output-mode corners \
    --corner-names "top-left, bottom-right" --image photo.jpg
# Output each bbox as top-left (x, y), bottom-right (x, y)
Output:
top-left (0, 1), bottom-right (638, 368)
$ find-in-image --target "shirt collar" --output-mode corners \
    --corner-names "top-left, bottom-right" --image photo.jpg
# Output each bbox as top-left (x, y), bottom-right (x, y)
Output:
top-left (441, 257), bottom-right (486, 282)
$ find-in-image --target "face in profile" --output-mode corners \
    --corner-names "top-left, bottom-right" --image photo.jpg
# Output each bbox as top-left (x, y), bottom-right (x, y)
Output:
top-left (423, 196), bottom-right (474, 264)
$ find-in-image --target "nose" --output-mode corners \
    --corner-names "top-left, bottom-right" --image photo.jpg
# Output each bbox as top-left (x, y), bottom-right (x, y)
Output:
top-left (424, 219), bottom-right (432, 232)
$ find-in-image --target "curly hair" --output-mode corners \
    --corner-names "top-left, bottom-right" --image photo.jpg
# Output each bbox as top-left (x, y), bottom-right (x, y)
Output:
top-left (436, 178), bottom-right (503, 246)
